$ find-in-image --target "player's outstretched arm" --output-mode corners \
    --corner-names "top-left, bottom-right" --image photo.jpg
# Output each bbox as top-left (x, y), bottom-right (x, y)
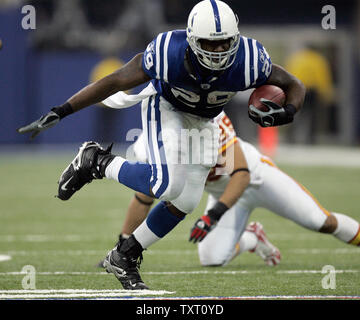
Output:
top-left (17, 53), bottom-right (151, 139)
top-left (68, 53), bottom-right (150, 112)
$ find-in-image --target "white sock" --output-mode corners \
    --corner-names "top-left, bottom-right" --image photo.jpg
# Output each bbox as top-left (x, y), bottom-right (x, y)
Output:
top-left (104, 156), bottom-right (126, 181)
top-left (332, 212), bottom-right (360, 245)
top-left (238, 230), bottom-right (258, 253)
top-left (133, 220), bottom-right (160, 249)
top-left (228, 230), bottom-right (258, 262)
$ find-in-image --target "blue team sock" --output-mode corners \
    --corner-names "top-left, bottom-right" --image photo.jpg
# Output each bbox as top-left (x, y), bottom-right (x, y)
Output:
top-left (146, 201), bottom-right (185, 238)
top-left (118, 161), bottom-right (152, 197)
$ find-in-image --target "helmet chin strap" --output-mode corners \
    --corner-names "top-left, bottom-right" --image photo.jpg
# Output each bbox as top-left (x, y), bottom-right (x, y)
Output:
top-left (188, 35), bottom-right (237, 72)
top-left (187, 47), bottom-right (219, 82)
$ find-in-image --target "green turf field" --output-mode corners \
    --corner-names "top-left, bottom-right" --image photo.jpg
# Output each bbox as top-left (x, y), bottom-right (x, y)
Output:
top-left (1, 153), bottom-right (360, 299)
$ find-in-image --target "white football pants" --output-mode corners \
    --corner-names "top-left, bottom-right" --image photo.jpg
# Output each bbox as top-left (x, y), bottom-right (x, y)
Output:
top-left (140, 94), bottom-right (220, 214)
top-left (198, 158), bottom-right (330, 266)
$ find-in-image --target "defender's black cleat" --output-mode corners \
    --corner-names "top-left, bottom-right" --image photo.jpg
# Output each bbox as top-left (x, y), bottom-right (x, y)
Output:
top-left (57, 141), bottom-right (115, 201)
top-left (103, 235), bottom-right (148, 290)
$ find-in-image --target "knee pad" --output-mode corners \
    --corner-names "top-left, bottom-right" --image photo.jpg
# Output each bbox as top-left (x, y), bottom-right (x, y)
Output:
top-left (199, 253), bottom-right (226, 267)
top-left (198, 241), bottom-right (227, 266)
top-left (158, 165), bottom-right (186, 200)
top-left (170, 184), bottom-right (204, 214)
top-left (198, 225), bottom-right (240, 266)
top-left (170, 164), bottom-right (210, 214)
top-left (160, 179), bottom-right (185, 201)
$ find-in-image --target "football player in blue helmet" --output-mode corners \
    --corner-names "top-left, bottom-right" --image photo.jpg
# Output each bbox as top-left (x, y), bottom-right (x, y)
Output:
top-left (17, 0), bottom-right (306, 290)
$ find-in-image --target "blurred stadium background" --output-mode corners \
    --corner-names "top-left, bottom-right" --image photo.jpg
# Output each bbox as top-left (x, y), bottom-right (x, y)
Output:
top-left (1, 0), bottom-right (360, 299)
top-left (0, 0), bottom-right (359, 154)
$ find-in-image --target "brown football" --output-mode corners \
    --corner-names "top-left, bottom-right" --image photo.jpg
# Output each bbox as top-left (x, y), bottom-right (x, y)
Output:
top-left (248, 85), bottom-right (286, 112)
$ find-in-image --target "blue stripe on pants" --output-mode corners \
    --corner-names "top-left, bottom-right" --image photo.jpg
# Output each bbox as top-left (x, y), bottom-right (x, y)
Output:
top-left (147, 94), bottom-right (169, 198)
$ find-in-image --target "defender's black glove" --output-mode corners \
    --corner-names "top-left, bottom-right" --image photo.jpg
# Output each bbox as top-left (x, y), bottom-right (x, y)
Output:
top-left (17, 103), bottom-right (73, 139)
top-left (249, 99), bottom-right (296, 127)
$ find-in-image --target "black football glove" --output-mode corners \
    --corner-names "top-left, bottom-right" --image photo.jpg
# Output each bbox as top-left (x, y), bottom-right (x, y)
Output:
top-left (249, 98), bottom-right (297, 127)
top-left (17, 110), bottom-right (60, 139)
top-left (17, 103), bottom-right (73, 139)
top-left (189, 215), bottom-right (216, 243)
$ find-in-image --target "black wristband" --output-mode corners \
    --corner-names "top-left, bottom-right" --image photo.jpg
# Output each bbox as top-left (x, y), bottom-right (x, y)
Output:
top-left (135, 193), bottom-right (154, 206)
top-left (284, 104), bottom-right (297, 116)
top-left (230, 167), bottom-right (250, 177)
top-left (51, 102), bottom-right (74, 119)
top-left (207, 201), bottom-right (229, 221)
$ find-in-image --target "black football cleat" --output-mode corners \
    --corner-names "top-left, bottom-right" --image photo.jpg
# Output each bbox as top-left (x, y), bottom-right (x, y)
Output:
top-left (96, 259), bottom-right (105, 268)
top-left (103, 235), bottom-right (148, 290)
top-left (96, 234), bottom-right (126, 268)
top-left (57, 141), bottom-right (115, 200)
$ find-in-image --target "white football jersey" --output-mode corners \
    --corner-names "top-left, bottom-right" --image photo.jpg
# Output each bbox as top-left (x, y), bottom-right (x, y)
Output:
top-left (204, 111), bottom-right (264, 198)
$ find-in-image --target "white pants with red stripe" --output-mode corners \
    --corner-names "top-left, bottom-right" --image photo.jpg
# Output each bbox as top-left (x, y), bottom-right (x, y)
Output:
top-left (198, 155), bottom-right (330, 266)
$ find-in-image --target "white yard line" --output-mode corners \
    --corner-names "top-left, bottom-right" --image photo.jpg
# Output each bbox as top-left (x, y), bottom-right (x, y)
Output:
top-left (0, 255), bottom-right (11, 262)
top-left (291, 248), bottom-right (360, 254)
top-left (0, 235), bottom-right (95, 242)
top-left (0, 233), bottom-right (331, 242)
top-left (0, 269), bottom-right (358, 276)
top-left (3, 249), bottom-right (197, 256)
top-left (0, 290), bottom-right (358, 300)
top-left (0, 289), bottom-right (172, 294)
top-left (2, 247), bottom-right (359, 256)
top-left (0, 289), bottom-right (175, 299)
